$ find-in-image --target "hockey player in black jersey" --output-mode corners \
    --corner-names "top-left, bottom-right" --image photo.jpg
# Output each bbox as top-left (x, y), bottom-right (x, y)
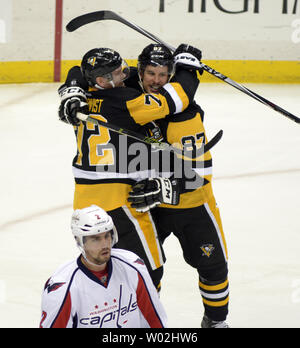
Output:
top-left (58, 45), bottom-right (201, 293)
top-left (127, 44), bottom-right (229, 328)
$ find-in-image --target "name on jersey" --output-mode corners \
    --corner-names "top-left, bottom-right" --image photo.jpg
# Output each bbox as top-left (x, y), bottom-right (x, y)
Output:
top-left (88, 98), bottom-right (103, 113)
top-left (87, 95), bottom-right (163, 113)
top-left (79, 293), bottom-right (137, 327)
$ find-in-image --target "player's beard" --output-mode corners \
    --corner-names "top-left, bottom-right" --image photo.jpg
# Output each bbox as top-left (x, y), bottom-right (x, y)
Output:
top-left (86, 248), bottom-right (111, 267)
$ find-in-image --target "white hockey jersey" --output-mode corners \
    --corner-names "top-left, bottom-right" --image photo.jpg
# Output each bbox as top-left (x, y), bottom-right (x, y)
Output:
top-left (40, 249), bottom-right (167, 328)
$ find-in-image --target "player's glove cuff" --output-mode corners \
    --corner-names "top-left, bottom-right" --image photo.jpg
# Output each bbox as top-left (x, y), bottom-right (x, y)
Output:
top-left (128, 177), bottom-right (180, 213)
top-left (58, 86), bottom-right (88, 126)
top-left (173, 43), bottom-right (203, 74)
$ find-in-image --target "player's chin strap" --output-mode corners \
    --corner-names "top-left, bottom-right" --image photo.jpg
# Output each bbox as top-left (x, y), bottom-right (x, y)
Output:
top-left (138, 79), bottom-right (145, 93)
top-left (94, 83), bottom-right (105, 90)
top-left (109, 80), bottom-right (115, 88)
top-left (94, 81), bottom-right (115, 89)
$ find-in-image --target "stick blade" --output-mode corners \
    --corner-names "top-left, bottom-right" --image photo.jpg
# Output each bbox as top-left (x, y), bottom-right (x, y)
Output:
top-left (66, 10), bottom-right (113, 32)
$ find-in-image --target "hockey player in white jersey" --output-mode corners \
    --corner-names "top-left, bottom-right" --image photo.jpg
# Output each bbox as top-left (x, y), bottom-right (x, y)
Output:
top-left (39, 205), bottom-right (167, 328)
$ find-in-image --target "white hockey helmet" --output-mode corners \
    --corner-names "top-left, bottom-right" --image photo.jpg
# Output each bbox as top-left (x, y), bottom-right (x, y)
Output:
top-left (71, 205), bottom-right (118, 256)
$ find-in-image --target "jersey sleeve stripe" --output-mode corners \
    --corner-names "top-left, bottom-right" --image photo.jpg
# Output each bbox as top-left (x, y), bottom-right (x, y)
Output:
top-left (50, 268), bottom-right (79, 328)
top-left (111, 255), bottom-right (166, 328)
top-left (72, 166), bottom-right (156, 182)
top-left (136, 272), bottom-right (164, 328)
top-left (51, 291), bottom-right (72, 328)
top-left (162, 83), bottom-right (184, 114)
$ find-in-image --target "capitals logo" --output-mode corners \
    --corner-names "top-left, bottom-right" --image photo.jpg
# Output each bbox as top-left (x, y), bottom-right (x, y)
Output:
top-left (44, 278), bottom-right (66, 293)
top-left (134, 257), bottom-right (145, 266)
top-left (79, 293), bottom-right (137, 328)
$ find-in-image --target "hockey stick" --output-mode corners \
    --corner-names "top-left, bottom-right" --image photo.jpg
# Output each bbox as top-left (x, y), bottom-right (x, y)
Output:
top-left (77, 113), bottom-right (223, 157)
top-left (66, 10), bottom-right (300, 124)
top-left (77, 113), bottom-right (169, 151)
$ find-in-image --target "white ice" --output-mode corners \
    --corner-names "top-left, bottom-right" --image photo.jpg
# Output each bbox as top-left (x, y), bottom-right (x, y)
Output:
top-left (0, 81), bottom-right (299, 328)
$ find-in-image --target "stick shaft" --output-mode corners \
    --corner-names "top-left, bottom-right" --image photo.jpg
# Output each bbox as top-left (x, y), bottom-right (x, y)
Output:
top-left (77, 113), bottom-right (222, 157)
top-left (67, 10), bottom-right (300, 124)
top-left (76, 113), bottom-right (169, 150)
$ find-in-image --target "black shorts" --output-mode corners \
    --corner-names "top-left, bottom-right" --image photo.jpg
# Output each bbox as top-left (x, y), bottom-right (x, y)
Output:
top-left (109, 204), bottom-right (166, 272)
top-left (151, 195), bottom-right (228, 271)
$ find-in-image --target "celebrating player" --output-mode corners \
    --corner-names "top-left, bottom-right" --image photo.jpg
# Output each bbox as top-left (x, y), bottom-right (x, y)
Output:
top-left (40, 205), bottom-right (167, 328)
top-left (57, 45), bottom-right (201, 292)
top-left (127, 44), bottom-right (229, 328)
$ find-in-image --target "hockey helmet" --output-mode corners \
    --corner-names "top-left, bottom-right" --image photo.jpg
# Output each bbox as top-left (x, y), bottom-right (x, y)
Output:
top-left (81, 48), bottom-right (129, 86)
top-left (138, 44), bottom-right (174, 76)
top-left (71, 205), bottom-right (118, 256)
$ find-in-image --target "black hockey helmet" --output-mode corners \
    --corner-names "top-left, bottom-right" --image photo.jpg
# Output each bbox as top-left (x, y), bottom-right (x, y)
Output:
top-left (138, 44), bottom-right (174, 76)
top-left (81, 48), bottom-right (128, 86)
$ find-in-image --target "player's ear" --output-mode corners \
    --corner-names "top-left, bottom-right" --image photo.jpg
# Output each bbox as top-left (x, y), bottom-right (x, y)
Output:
top-left (95, 76), bottom-right (108, 87)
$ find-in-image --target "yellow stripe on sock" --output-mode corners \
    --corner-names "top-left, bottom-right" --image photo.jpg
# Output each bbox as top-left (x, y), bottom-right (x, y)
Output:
top-left (199, 279), bottom-right (228, 291)
top-left (202, 296), bottom-right (229, 307)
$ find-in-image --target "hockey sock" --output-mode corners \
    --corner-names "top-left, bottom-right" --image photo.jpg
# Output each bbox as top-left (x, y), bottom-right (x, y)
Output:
top-left (198, 277), bottom-right (229, 322)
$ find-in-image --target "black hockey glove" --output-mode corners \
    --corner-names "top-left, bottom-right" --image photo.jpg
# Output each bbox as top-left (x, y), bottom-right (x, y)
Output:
top-left (58, 85), bottom-right (89, 126)
top-left (142, 122), bottom-right (164, 142)
top-left (128, 177), bottom-right (180, 213)
top-left (173, 43), bottom-right (203, 74)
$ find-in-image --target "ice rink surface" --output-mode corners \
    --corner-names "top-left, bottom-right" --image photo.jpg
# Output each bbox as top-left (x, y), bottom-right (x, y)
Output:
top-left (0, 81), bottom-right (299, 328)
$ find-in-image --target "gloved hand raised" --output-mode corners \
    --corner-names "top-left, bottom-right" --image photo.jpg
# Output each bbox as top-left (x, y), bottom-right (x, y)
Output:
top-left (173, 43), bottom-right (203, 73)
top-left (58, 85), bottom-right (89, 126)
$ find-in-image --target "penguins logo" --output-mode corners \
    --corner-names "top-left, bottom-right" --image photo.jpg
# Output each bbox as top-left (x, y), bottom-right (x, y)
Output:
top-left (200, 244), bottom-right (215, 258)
top-left (87, 56), bottom-right (97, 67)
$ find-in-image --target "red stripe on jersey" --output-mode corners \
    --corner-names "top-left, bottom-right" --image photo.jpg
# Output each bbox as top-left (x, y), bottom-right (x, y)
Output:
top-left (52, 292), bottom-right (72, 328)
top-left (136, 273), bottom-right (163, 328)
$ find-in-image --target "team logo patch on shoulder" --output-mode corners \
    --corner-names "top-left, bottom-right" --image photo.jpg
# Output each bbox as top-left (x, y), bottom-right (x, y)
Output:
top-left (200, 244), bottom-right (215, 258)
top-left (134, 258), bottom-right (145, 265)
top-left (45, 280), bottom-right (66, 293)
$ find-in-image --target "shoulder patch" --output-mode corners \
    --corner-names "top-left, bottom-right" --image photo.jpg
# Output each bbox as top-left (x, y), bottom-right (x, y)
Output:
top-left (134, 258), bottom-right (145, 266)
top-left (45, 279), bottom-right (66, 293)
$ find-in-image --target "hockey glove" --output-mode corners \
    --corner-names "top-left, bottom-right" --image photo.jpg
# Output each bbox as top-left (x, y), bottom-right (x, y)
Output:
top-left (142, 122), bottom-right (164, 142)
top-left (173, 44), bottom-right (203, 74)
top-left (58, 85), bottom-right (89, 126)
top-left (128, 177), bottom-right (180, 213)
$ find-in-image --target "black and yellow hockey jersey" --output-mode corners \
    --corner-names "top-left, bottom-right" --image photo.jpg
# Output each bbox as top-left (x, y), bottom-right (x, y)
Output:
top-left (126, 68), bottom-right (215, 209)
top-left (65, 68), bottom-right (199, 211)
top-left (157, 103), bottom-right (215, 209)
